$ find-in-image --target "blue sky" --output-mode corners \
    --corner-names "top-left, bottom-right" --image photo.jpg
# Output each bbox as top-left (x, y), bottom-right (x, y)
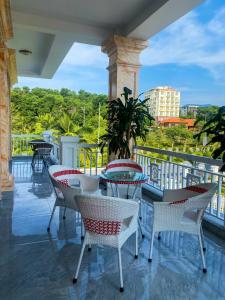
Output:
top-left (16, 0), bottom-right (225, 106)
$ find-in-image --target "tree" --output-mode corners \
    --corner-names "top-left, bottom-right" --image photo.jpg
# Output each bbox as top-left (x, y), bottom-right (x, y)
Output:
top-left (100, 87), bottom-right (154, 159)
top-left (195, 106), bottom-right (225, 171)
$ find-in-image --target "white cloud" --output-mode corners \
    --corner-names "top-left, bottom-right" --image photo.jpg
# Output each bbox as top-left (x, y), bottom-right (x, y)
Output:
top-left (141, 7), bottom-right (225, 80)
top-left (62, 43), bottom-right (108, 68)
top-left (54, 4), bottom-right (225, 82)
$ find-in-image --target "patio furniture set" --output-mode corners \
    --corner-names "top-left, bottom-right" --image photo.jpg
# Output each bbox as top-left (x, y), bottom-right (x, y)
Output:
top-left (45, 159), bottom-right (217, 293)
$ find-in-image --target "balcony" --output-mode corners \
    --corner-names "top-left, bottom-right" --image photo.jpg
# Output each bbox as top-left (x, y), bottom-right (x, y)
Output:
top-left (0, 135), bottom-right (225, 299)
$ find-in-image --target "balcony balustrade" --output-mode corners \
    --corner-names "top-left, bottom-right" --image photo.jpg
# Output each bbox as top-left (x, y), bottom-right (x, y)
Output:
top-left (11, 133), bottom-right (225, 229)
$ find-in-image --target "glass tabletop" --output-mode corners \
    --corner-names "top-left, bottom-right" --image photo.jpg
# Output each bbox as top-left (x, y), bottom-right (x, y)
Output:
top-left (100, 170), bottom-right (148, 184)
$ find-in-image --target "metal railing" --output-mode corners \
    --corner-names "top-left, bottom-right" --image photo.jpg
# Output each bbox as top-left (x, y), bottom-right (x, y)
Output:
top-left (11, 134), bottom-right (41, 156)
top-left (134, 146), bottom-right (225, 225)
top-left (11, 133), bottom-right (60, 162)
top-left (11, 135), bottom-right (225, 225)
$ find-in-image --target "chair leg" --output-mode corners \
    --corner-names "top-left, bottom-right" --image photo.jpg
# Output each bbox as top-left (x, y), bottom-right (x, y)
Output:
top-left (81, 219), bottom-right (84, 240)
top-left (47, 204), bottom-right (56, 232)
top-left (198, 233), bottom-right (207, 273)
top-left (138, 218), bottom-right (144, 238)
top-left (63, 207), bottom-right (67, 220)
top-left (73, 239), bottom-right (86, 283)
top-left (135, 230), bottom-right (138, 258)
top-left (148, 231), bottom-right (155, 262)
top-left (139, 199), bottom-right (142, 220)
top-left (200, 225), bottom-right (206, 252)
top-left (118, 247), bottom-right (124, 292)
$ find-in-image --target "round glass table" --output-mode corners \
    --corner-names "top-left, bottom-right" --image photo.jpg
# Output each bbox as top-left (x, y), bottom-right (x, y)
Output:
top-left (100, 170), bottom-right (149, 198)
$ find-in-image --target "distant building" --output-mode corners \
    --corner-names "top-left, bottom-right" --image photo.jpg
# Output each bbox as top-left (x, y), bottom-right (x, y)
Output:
top-left (180, 104), bottom-right (199, 117)
top-left (159, 117), bottom-right (195, 129)
top-left (144, 86), bottom-right (180, 122)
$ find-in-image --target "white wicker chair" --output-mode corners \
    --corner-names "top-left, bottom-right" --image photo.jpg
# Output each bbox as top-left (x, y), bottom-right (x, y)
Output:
top-left (47, 165), bottom-right (100, 232)
top-left (73, 193), bottom-right (139, 292)
top-left (148, 183), bottom-right (217, 273)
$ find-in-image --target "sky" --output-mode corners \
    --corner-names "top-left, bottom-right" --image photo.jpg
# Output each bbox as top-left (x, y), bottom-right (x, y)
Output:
top-left (16, 0), bottom-right (225, 106)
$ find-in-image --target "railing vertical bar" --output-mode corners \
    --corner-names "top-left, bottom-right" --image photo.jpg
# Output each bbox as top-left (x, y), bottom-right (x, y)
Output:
top-left (177, 165), bottom-right (180, 189)
top-left (217, 175), bottom-right (222, 218)
top-left (182, 167), bottom-right (186, 188)
top-left (84, 151), bottom-right (87, 174)
top-left (168, 157), bottom-right (172, 189)
top-left (172, 164), bottom-right (176, 189)
top-left (210, 175), bottom-right (216, 215)
top-left (95, 150), bottom-right (98, 175)
top-left (90, 151), bottom-right (93, 176)
top-left (160, 161), bottom-right (164, 190)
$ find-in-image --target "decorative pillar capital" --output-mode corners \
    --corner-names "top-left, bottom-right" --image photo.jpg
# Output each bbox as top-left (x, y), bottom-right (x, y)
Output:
top-left (102, 35), bottom-right (148, 100)
top-left (102, 35), bottom-right (148, 68)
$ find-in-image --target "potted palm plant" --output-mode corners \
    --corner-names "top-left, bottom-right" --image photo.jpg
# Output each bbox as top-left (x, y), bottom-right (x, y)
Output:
top-left (100, 87), bottom-right (154, 159)
top-left (195, 106), bottom-right (225, 172)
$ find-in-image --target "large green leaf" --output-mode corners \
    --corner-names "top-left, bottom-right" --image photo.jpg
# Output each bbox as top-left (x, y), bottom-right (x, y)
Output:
top-left (100, 86), bottom-right (154, 158)
top-left (195, 105), bottom-right (225, 171)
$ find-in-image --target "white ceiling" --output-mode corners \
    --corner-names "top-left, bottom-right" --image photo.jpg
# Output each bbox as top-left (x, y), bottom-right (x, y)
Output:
top-left (7, 0), bottom-right (204, 78)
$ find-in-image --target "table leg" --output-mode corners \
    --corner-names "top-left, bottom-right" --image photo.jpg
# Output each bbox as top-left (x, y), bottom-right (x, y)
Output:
top-left (131, 184), bottom-right (139, 199)
top-left (115, 184), bottom-right (119, 197)
top-left (126, 184), bottom-right (130, 199)
top-left (110, 182), bottom-right (115, 197)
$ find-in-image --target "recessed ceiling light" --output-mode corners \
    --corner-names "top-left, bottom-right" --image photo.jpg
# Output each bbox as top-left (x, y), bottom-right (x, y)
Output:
top-left (19, 49), bottom-right (32, 55)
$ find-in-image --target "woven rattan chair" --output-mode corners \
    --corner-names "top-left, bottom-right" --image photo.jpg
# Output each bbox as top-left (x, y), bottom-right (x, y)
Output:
top-left (148, 183), bottom-right (217, 272)
top-left (73, 193), bottom-right (139, 292)
top-left (47, 165), bottom-right (100, 233)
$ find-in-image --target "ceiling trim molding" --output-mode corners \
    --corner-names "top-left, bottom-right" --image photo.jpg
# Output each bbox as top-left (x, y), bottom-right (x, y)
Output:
top-left (0, 0), bottom-right (13, 42)
top-left (12, 10), bottom-right (110, 45)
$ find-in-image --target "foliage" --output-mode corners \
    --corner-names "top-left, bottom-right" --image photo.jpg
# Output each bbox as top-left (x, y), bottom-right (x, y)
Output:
top-left (11, 87), bottom-right (108, 143)
top-left (195, 105), bottom-right (219, 126)
top-left (195, 106), bottom-right (225, 171)
top-left (11, 86), bottom-right (217, 161)
top-left (100, 87), bottom-right (154, 159)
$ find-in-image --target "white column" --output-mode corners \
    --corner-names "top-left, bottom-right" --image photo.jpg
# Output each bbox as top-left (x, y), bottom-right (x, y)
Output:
top-left (102, 35), bottom-right (148, 100)
top-left (60, 136), bottom-right (80, 168)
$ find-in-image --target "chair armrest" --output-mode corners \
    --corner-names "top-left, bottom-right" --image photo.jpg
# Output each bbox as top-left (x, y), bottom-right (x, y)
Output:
top-left (163, 188), bottom-right (196, 203)
top-left (153, 201), bottom-right (186, 229)
top-left (79, 175), bottom-right (100, 192)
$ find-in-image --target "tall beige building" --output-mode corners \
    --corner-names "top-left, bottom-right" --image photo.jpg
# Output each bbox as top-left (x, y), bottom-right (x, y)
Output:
top-left (144, 86), bottom-right (180, 122)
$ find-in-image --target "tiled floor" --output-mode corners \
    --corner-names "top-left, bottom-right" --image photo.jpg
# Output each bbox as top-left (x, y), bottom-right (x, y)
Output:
top-left (0, 158), bottom-right (225, 300)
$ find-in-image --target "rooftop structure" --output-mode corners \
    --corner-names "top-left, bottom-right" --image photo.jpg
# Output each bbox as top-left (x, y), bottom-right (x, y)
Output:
top-left (180, 104), bottom-right (200, 117)
top-left (159, 117), bottom-right (195, 128)
top-left (144, 86), bottom-right (180, 122)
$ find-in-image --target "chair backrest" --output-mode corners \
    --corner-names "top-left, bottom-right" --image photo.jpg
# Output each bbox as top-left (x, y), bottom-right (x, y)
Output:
top-left (49, 165), bottom-right (83, 187)
top-left (49, 171), bottom-right (81, 211)
top-left (186, 183), bottom-right (217, 210)
top-left (76, 194), bottom-right (139, 235)
top-left (49, 165), bottom-right (99, 192)
top-left (106, 159), bottom-right (142, 173)
top-left (168, 183), bottom-right (217, 224)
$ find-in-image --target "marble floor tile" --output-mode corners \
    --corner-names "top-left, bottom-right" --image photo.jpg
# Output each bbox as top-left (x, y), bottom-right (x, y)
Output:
top-left (0, 158), bottom-right (225, 300)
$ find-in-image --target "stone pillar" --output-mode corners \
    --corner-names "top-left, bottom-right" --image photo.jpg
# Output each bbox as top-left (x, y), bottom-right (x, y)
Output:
top-left (0, 2), bottom-right (16, 197)
top-left (0, 45), bottom-right (14, 192)
top-left (102, 35), bottom-right (148, 100)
